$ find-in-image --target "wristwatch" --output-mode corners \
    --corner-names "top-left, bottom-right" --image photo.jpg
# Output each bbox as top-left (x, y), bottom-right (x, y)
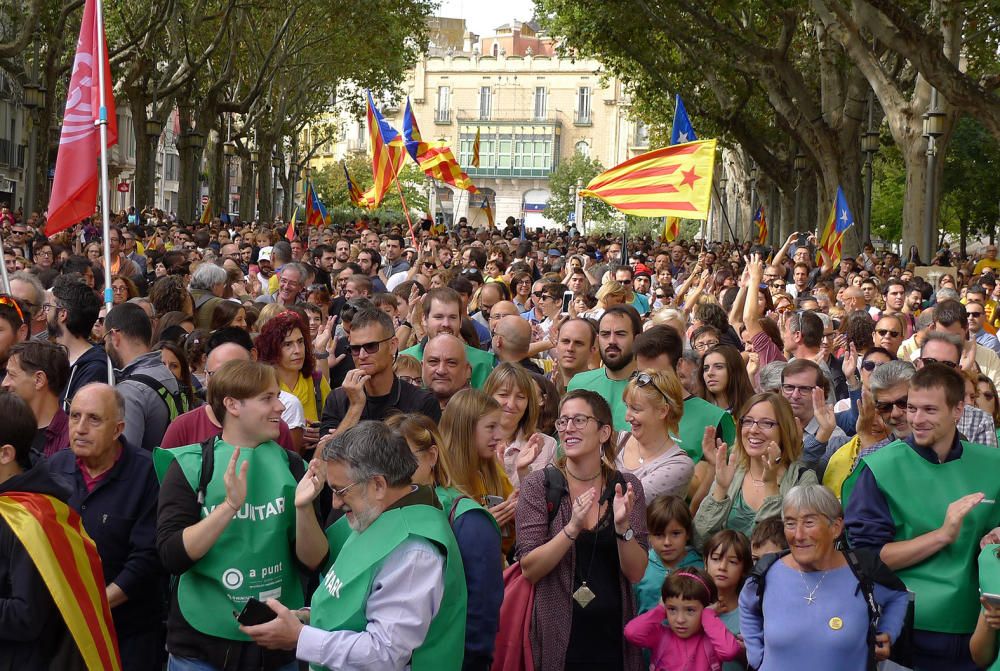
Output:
top-left (615, 527), bottom-right (634, 542)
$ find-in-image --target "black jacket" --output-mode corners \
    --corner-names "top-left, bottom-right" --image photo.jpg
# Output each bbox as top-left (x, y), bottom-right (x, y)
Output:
top-left (49, 441), bottom-right (164, 636)
top-left (0, 460), bottom-right (85, 671)
top-left (60, 345), bottom-right (110, 412)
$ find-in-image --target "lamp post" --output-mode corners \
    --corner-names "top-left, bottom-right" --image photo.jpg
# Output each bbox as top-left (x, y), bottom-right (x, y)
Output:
top-left (187, 131), bottom-right (205, 221)
top-left (719, 173), bottom-right (729, 243)
top-left (21, 83), bottom-right (43, 213)
top-left (861, 130), bottom-right (879, 246)
top-left (749, 163), bottom-right (759, 242)
top-left (249, 149), bottom-right (259, 221)
top-left (922, 89), bottom-right (945, 262)
top-left (223, 140), bottom-right (235, 216)
top-left (145, 119), bottom-right (163, 210)
top-left (575, 177), bottom-right (584, 234)
top-left (794, 151), bottom-right (807, 235)
top-left (272, 155), bottom-right (282, 219)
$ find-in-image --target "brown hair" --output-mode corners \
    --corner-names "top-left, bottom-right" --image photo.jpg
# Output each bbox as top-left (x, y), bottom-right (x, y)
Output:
top-left (557, 389), bottom-right (617, 474)
top-left (646, 494), bottom-right (692, 539)
top-left (439, 388), bottom-right (509, 501)
top-left (484, 363), bottom-right (540, 440)
top-left (662, 566), bottom-right (717, 606)
top-left (208, 360), bottom-right (277, 427)
top-left (734, 392), bottom-right (803, 467)
top-left (703, 530), bottom-right (753, 588)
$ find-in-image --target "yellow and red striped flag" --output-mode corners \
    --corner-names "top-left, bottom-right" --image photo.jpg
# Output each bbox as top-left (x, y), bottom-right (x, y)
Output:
top-left (418, 142), bottom-right (478, 193)
top-left (580, 139), bottom-right (717, 219)
top-left (199, 199), bottom-right (212, 225)
top-left (663, 217), bottom-right (680, 242)
top-left (0, 492), bottom-right (121, 670)
top-left (753, 206), bottom-right (768, 245)
top-left (365, 90), bottom-right (406, 209)
top-left (472, 127), bottom-right (481, 167)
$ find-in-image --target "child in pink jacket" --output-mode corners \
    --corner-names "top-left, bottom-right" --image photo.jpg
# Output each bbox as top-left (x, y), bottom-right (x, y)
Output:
top-left (625, 567), bottom-right (743, 671)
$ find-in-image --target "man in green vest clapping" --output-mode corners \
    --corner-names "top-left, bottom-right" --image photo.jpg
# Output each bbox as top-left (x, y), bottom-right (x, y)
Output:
top-left (844, 363), bottom-right (1000, 670)
top-left (155, 360), bottom-right (309, 671)
top-left (241, 421), bottom-right (468, 671)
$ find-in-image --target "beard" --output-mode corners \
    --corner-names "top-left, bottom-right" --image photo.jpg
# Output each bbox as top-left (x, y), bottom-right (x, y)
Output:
top-left (105, 341), bottom-right (123, 369)
top-left (601, 347), bottom-right (634, 372)
top-left (46, 316), bottom-right (63, 340)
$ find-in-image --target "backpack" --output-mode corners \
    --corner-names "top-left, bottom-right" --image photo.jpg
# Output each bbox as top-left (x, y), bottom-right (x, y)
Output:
top-left (745, 539), bottom-right (914, 671)
top-left (127, 373), bottom-right (190, 422)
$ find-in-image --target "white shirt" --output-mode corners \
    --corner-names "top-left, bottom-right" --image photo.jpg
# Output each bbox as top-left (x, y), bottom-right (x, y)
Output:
top-left (296, 537), bottom-right (445, 671)
top-left (279, 390), bottom-right (306, 430)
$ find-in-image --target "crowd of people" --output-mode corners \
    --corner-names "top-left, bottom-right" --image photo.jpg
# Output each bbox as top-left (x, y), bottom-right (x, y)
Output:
top-left (4, 207), bottom-right (1000, 671)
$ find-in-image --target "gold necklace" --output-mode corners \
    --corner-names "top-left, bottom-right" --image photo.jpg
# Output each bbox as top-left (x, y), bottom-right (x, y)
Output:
top-left (566, 465), bottom-right (601, 481)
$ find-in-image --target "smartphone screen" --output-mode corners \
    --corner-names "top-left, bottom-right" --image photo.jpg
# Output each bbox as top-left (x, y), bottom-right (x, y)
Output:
top-left (561, 290), bottom-right (574, 314)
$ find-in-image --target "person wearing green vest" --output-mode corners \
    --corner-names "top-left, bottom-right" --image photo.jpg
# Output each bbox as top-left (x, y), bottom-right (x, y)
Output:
top-left (155, 359), bottom-right (307, 671)
top-left (971, 544), bottom-right (1000, 669)
top-left (401, 287), bottom-right (493, 389)
top-left (566, 305), bottom-right (642, 431)
top-left (844, 364), bottom-right (1000, 671)
top-left (241, 420), bottom-right (468, 671)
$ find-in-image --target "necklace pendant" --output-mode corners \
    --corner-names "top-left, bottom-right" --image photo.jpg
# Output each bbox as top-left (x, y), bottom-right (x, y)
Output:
top-left (805, 594), bottom-right (816, 605)
top-left (638, 456), bottom-right (644, 465)
top-left (573, 582), bottom-right (596, 608)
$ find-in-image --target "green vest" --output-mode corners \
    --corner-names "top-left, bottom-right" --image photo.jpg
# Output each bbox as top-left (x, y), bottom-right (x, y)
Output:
top-left (153, 440), bottom-right (303, 640)
top-left (678, 397), bottom-right (736, 463)
top-left (310, 502), bottom-right (468, 671)
top-left (402, 341), bottom-right (494, 389)
top-left (434, 485), bottom-right (500, 535)
top-left (978, 544), bottom-right (1000, 670)
top-left (845, 439), bottom-right (1000, 633)
top-left (566, 368), bottom-right (630, 431)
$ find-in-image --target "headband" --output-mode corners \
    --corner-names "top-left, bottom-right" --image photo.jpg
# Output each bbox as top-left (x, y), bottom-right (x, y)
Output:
top-left (675, 571), bottom-right (711, 597)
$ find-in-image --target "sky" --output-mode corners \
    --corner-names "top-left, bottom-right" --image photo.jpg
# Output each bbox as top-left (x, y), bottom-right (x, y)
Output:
top-left (436, 0), bottom-right (538, 36)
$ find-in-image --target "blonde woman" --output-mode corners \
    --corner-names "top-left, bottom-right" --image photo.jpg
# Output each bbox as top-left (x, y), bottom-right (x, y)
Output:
top-left (385, 413), bottom-right (503, 669)
top-left (485, 363), bottom-right (557, 487)
top-left (440, 388), bottom-right (517, 545)
top-left (692, 391), bottom-right (818, 547)
top-left (582, 280), bottom-right (628, 321)
top-left (617, 369), bottom-right (694, 502)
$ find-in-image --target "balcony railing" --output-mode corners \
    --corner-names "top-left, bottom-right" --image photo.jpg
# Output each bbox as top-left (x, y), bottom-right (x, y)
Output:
top-left (457, 109), bottom-right (559, 124)
top-left (574, 110), bottom-right (592, 126)
top-left (434, 109), bottom-right (451, 124)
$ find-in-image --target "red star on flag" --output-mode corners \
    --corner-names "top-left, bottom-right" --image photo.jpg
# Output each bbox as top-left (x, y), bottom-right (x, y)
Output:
top-left (680, 166), bottom-right (700, 189)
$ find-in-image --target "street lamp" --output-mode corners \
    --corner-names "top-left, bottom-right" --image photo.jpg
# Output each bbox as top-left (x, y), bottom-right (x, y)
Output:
top-left (861, 129), bottom-right (879, 245)
top-left (749, 163), bottom-right (759, 240)
top-left (794, 150), bottom-right (807, 234)
top-left (144, 119), bottom-right (163, 210)
top-left (249, 150), bottom-right (259, 222)
top-left (187, 132), bottom-right (205, 221)
top-left (719, 173), bottom-right (729, 242)
top-left (222, 141), bottom-right (236, 215)
top-left (21, 83), bottom-right (42, 214)
top-left (272, 155), bottom-right (282, 218)
top-left (575, 177), bottom-right (584, 233)
top-left (922, 90), bottom-right (945, 261)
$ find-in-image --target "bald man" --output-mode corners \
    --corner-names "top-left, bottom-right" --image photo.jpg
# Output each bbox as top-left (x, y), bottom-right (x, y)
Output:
top-left (421, 334), bottom-right (472, 409)
top-left (841, 287), bottom-right (867, 314)
top-left (493, 315), bottom-right (543, 375)
top-left (160, 342), bottom-right (300, 451)
top-left (487, 300), bottom-right (521, 336)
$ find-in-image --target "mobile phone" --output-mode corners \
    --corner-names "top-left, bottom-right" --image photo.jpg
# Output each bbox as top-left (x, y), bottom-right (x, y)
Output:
top-left (796, 232), bottom-right (807, 246)
top-left (561, 290), bottom-right (574, 314)
top-left (234, 597), bottom-right (277, 626)
top-left (485, 495), bottom-right (505, 508)
top-left (983, 592), bottom-right (1000, 608)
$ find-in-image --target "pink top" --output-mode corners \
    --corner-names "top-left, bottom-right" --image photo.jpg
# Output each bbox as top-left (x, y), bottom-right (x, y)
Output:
top-left (624, 603), bottom-right (743, 671)
top-left (501, 432), bottom-right (558, 488)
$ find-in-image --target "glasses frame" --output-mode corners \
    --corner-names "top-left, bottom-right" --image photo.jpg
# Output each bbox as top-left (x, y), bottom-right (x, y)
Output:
top-left (554, 414), bottom-right (599, 432)
top-left (348, 335), bottom-right (393, 357)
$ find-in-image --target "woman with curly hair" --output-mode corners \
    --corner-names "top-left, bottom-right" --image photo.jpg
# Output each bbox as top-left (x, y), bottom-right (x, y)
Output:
top-left (254, 310), bottom-right (329, 424)
top-left (110, 275), bottom-right (139, 305)
top-left (841, 309), bottom-right (876, 358)
top-left (149, 275), bottom-right (193, 318)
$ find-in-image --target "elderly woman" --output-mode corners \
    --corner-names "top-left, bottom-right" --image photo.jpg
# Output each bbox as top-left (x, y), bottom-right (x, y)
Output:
top-left (692, 392), bottom-right (817, 547)
top-left (739, 484), bottom-right (909, 671)
top-left (188, 262), bottom-right (229, 331)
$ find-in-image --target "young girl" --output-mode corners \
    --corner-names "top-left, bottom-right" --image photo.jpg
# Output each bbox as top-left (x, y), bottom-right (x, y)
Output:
top-left (625, 568), bottom-right (743, 671)
top-left (703, 530), bottom-right (753, 671)
top-left (636, 495), bottom-right (704, 615)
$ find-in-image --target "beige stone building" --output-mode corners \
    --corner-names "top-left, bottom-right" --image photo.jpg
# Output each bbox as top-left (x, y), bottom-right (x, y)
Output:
top-left (303, 18), bottom-right (649, 229)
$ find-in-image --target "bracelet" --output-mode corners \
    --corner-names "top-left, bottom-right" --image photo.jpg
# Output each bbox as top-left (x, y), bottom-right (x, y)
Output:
top-left (400, 320), bottom-right (413, 329)
top-left (314, 351), bottom-right (330, 360)
top-left (224, 497), bottom-right (241, 511)
top-left (562, 527), bottom-right (577, 542)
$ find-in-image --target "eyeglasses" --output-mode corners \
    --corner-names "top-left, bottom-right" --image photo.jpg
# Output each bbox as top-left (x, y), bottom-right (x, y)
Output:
top-left (332, 481), bottom-right (362, 499)
top-left (693, 340), bottom-right (719, 352)
top-left (532, 291), bottom-right (545, 298)
top-left (967, 311), bottom-right (984, 318)
top-left (0, 295), bottom-right (23, 322)
top-left (874, 396), bottom-right (908, 413)
top-left (398, 375), bottom-right (420, 386)
top-left (781, 383), bottom-right (815, 397)
top-left (349, 335), bottom-right (393, 356)
top-left (555, 414), bottom-right (599, 431)
top-left (918, 357), bottom-right (958, 369)
top-left (41, 302), bottom-right (63, 314)
top-left (631, 371), bottom-right (671, 404)
top-left (861, 360), bottom-right (886, 372)
top-left (740, 417), bottom-right (779, 431)
top-left (36, 250), bottom-right (52, 257)
top-left (618, 278), bottom-right (633, 285)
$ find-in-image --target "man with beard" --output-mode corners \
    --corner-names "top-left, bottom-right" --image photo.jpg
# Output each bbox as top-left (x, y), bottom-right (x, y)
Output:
top-left (844, 364), bottom-right (1000, 671)
top-left (49, 276), bottom-right (109, 409)
top-left (401, 287), bottom-right (494, 388)
top-left (243, 421), bottom-right (466, 670)
top-left (421, 334), bottom-right (471, 410)
top-left (104, 303), bottom-right (183, 451)
top-left (566, 305), bottom-right (641, 430)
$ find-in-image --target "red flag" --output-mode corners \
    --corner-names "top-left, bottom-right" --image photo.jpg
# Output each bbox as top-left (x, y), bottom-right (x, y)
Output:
top-left (45, 0), bottom-right (117, 236)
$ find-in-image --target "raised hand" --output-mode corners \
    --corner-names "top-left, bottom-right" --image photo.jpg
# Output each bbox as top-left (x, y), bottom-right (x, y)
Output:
top-left (488, 490), bottom-right (519, 527)
top-left (342, 368), bottom-right (371, 408)
top-left (714, 440), bottom-right (738, 491)
top-left (940, 492), bottom-right (986, 543)
top-left (567, 487), bottom-right (598, 536)
top-left (842, 342), bottom-right (858, 380)
top-left (701, 426), bottom-right (718, 466)
top-left (294, 458), bottom-right (324, 509)
top-left (224, 447), bottom-right (249, 510)
top-left (515, 433), bottom-right (544, 473)
top-left (760, 441), bottom-right (783, 485)
top-left (613, 481), bottom-right (636, 534)
top-left (812, 386), bottom-right (836, 438)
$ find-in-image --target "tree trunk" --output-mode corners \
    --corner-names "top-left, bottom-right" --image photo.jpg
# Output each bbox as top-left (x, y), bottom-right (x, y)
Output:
top-left (779, 187), bottom-right (795, 242)
top-left (128, 92), bottom-right (156, 211)
top-left (238, 155), bottom-right (254, 221)
top-left (257, 141), bottom-right (274, 223)
top-left (208, 133), bottom-right (225, 217)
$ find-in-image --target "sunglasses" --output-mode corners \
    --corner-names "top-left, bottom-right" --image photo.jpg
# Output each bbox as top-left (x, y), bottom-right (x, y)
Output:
top-left (918, 357), bottom-right (958, 369)
top-left (532, 291), bottom-right (545, 298)
top-left (631, 371), bottom-right (670, 404)
top-left (875, 329), bottom-right (900, 338)
top-left (967, 311), bottom-right (984, 318)
top-left (861, 360), bottom-right (886, 372)
top-left (875, 397), bottom-right (908, 413)
top-left (0, 295), bottom-right (23, 323)
top-left (348, 335), bottom-right (392, 356)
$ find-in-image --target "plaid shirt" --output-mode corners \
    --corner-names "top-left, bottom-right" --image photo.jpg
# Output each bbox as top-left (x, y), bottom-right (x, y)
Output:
top-left (855, 404), bottom-right (998, 467)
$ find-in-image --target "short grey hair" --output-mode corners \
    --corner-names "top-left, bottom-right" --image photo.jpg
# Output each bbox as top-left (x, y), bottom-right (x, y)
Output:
top-left (782, 484), bottom-right (843, 522)
top-left (322, 420), bottom-right (417, 487)
top-left (758, 361), bottom-right (787, 393)
top-left (916, 307), bottom-right (935, 331)
top-left (189, 263), bottom-right (229, 291)
top-left (280, 263), bottom-right (308, 282)
top-left (936, 288), bottom-right (960, 302)
top-left (921, 330), bottom-right (963, 361)
top-left (869, 360), bottom-right (915, 395)
top-left (74, 382), bottom-right (126, 422)
top-left (9, 271), bottom-right (44, 317)
top-left (680, 348), bottom-right (701, 368)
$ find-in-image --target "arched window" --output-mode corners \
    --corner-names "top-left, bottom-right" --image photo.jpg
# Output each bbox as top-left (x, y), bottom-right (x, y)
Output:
top-left (492, 42), bottom-right (499, 57)
top-left (575, 141), bottom-right (590, 158)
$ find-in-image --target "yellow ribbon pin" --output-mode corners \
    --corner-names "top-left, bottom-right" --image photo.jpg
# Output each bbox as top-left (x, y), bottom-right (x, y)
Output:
top-left (829, 617), bottom-right (843, 630)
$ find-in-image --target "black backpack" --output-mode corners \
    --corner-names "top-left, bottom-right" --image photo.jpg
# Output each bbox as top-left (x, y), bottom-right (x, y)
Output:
top-left (745, 539), bottom-right (914, 671)
top-left (127, 373), bottom-right (190, 422)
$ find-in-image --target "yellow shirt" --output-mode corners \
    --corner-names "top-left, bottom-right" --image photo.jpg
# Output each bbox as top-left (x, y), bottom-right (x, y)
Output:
top-left (974, 258), bottom-right (1000, 276)
top-left (282, 373), bottom-right (331, 423)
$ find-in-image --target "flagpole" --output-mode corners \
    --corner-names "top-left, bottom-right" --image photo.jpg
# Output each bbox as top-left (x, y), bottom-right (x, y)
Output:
top-left (390, 170), bottom-right (417, 247)
top-left (0, 233), bottom-right (10, 293)
top-left (93, 0), bottom-right (114, 383)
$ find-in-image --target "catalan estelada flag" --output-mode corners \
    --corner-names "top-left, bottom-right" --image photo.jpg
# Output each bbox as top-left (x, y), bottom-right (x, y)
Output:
top-left (817, 186), bottom-right (855, 266)
top-left (580, 139), bottom-right (717, 219)
top-left (481, 194), bottom-right (494, 228)
top-left (663, 217), bottom-right (680, 242)
top-left (284, 209), bottom-right (296, 242)
top-left (402, 99), bottom-right (478, 193)
top-left (365, 90), bottom-right (406, 209)
top-left (199, 199), bottom-right (212, 225)
top-left (305, 182), bottom-right (329, 227)
top-left (472, 127), bottom-right (481, 167)
top-left (0, 492), bottom-right (121, 670)
top-left (753, 206), bottom-right (768, 245)
top-left (343, 162), bottom-right (368, 209)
